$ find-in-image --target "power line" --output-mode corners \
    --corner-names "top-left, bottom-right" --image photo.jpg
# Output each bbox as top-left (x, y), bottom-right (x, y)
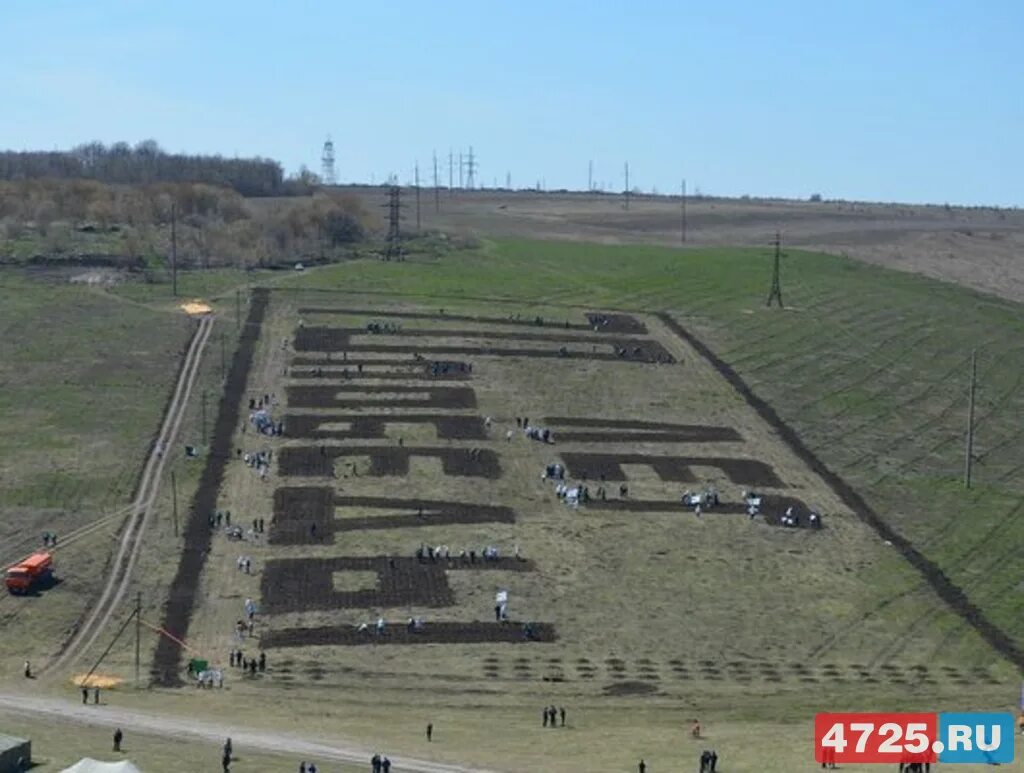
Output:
top-left (414, 162), bottom-right (421, 232)
top-left (170, 203), bottom-right (178, 297)
top-left (432, 151), bottom-right (440, 212)
top-left (766, 231), bottom-right (784, 307)
top-left (171, 469), bottom-right (178, 537)
top-left (383, 185), bottom-right (403, 261)
top-left (135, 592), bottom-right (141, 685)
top-left (681, 178), bottom-right (687, 244)
top-left (465, 146), bottom-right (477, 189)
top-left (624, 162), bottom-right (630, 210)
top-left (448, 149), bottom-right (453, 197)
top-left (965, 348), bottom-right (978, 488)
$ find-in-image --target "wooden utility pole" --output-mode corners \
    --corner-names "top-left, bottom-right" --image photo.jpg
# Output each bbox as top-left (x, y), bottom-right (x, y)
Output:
top-left (681, 178), bottom-right (688, 244)
top-left (432, 151), bottom-right (440, 213)
top-left (624, 162), bottom-right (630, 210)
top-left (414, 162), bottom-right (421, 232)
top-left (170, 203), bottom-right (178, 297)
top-left (964, 349), bottom-right (978, 488)
top-left (766, 231), bottom-right (784, 307)
top-left (134, 592), bottom-right (142, 685)
top-left (171, 470), bottom-right (179, 537)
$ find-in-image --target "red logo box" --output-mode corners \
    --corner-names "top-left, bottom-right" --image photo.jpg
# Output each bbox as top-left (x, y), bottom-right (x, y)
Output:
top-left (815, 713), bottom-right (939, 764)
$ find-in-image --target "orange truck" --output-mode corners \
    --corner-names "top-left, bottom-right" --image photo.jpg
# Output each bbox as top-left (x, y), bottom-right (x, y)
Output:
top-left (5, 552), bottom-right (53, 594)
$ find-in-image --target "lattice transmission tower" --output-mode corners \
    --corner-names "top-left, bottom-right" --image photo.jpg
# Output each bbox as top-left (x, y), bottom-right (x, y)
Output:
top-left (383, 185), bottom-right (403, 261)
top-left (321, 135), bottom-right (336, 186)
top-left (464, 146), bottom-right (477, 189)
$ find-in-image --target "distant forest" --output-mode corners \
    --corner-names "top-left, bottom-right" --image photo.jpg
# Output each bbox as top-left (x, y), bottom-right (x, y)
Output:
top-left (0, 140), bottom-right (315, 197)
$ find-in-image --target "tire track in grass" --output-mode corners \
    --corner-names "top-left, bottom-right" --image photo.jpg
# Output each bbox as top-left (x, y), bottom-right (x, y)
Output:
top-left (714, 294), bottom-right (868, 366)
top-left (706, 316), bottom-right (1020, 661)
top-left (778, 352), bottom-right (1009, 658)
top-left (850, 343), bottom-right (1021, 482)
top-left (825, 383), bottom-right (1024, 663)
top-left (784, 323), bottom-right (943, 411)
top-left (873, 498), bottom-right (1024, 665)
top-left (658, 312), bottom-right (1024, 670)
top-left (732, 309), bottom-right (920, 382)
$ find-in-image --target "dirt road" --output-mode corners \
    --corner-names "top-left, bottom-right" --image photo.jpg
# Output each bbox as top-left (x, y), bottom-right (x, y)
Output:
top-left (0, 691), bottom-right (498, 773)
top-left (45, 314), bottom-right (215, 674)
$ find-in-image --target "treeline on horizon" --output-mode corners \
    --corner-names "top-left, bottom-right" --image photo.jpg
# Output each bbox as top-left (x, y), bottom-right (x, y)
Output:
top-left (0, 139), bottom-right (316, 197)
top-left (0, 177), bottom-right (373, 271)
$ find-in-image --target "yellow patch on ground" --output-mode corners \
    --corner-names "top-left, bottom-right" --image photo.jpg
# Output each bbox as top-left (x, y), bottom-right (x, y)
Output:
top-left (180, 300), bottom-right (213, 316)
top-left (71, 673), bottom-right (123, 688)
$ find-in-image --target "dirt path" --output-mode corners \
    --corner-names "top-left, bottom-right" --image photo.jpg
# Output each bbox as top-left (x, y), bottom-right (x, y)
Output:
top-left (45, 315), bottom-right (216, 674)
top-left (0, 691), bottom-right (498, 773)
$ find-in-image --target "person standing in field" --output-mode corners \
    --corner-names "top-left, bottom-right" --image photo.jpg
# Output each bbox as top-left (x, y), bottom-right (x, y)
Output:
top-left (426, 722), bottom-right (433, 741)
top-left (113, 728), bottom-right (123, 752)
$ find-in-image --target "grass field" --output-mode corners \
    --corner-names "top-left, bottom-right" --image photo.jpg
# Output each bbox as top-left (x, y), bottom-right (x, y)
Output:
top-left (335, 186), bottom-right (1024, 303)
top-left (0, 708), bottom-right (336, 773)
top-left (0, 270), bottom-right (198, 679)
top-left (272, 239), bottom-right (1024, 657)
top-left (4, 233), bottom-right (1024, 771)
top-left (133, 265), bottom-right (1019, 771)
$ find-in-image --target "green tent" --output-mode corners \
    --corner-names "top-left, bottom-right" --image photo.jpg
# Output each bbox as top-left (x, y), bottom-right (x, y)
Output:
top-left (188, 657), bottom-right (209, 674)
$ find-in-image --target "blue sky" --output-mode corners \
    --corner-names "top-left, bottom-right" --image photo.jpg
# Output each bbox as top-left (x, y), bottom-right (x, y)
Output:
top-left (1, 1), bottom-right (1020, 205)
